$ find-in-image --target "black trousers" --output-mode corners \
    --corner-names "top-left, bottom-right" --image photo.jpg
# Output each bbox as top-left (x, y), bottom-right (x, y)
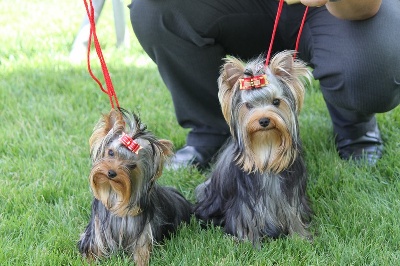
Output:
top-left (130, 0), bottom-right (400, 146)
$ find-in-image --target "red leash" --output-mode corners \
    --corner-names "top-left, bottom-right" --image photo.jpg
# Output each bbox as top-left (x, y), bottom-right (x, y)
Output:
top-left (265, 0), bottom-right (309, 66)
top-left (83, 0), bottom-right (120, 109)
top-left (265, 0), bottom-right (284, 67)
top-left (294, 6), bottom-right (309, 59)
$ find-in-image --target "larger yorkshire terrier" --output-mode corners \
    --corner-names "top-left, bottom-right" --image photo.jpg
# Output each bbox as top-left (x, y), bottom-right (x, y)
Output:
top-left (78, 109), bottom-right (192, 265)
top-left (195, 51), bottom-right (312, 244)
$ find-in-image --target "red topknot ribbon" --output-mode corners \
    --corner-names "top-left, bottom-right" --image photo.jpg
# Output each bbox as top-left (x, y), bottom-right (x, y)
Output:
top-left (239, 74), bottom-right (269, 90)
top-left (119, 132), bottom-right (142, 154)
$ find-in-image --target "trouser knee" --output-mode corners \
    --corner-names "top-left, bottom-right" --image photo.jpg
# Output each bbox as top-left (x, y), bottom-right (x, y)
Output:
top-left (319, 62), bottom-right (400, 115)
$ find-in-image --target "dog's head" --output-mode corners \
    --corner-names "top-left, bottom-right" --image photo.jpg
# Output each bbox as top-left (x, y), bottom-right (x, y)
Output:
top-left (88, 108), bottom-right (173, 216)
top-left (218, 51), bottom-right (311, 173)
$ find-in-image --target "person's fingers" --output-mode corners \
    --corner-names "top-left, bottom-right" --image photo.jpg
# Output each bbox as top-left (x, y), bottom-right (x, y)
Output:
top-left (300, 0), bottom-right (328, 7)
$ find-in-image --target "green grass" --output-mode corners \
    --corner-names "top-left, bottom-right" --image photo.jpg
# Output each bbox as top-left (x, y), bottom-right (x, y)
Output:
top-left (1, 0), bottom-right (399, 265)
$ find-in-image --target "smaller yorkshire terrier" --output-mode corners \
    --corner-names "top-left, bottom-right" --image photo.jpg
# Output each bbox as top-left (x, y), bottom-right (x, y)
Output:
top-left (78, 109), bottom-right (192, 265)
top-left (195, 50), bottom-right (313, 245)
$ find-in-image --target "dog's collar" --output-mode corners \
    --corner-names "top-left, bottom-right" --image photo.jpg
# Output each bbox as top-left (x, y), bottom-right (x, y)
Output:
top-left (119, 132), bottom-right (142, 154)
top-left (239, 74), bottom-right (269, 90)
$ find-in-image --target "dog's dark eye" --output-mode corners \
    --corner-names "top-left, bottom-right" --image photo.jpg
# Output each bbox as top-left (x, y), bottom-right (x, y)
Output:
top-left (108, 149), bottom-right (115, 157)
top-left (245, 102), bottom-right (253, 109)
top-left (127, 163), bottom-right (137, 170)
top-left (272, 99), bottom-right (280, 106)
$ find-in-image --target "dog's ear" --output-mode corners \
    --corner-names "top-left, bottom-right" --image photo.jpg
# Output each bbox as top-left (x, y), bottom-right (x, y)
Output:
top-left (223, 58), bottom-right (244, 88)
top-left (158, 139), bottom-right (174, 157)
top-left (269, 50), bottom-right (294, 79)
top-left (218, 57), bottom-right (245, 125)
top-left (89, 109), bottom-right (125, 154)
top-left (108, 108), bottom-right (125, 133)
top-left (152, 139), bottom-right (174, 180)
top-left (269, 50), bottom-right (310, 112)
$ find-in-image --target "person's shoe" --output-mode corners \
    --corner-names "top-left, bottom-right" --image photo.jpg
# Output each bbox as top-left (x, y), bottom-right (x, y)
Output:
top-left (335, 124), bottom-right (383, 166)
top-left (167, 145), bottom-right (221, 171)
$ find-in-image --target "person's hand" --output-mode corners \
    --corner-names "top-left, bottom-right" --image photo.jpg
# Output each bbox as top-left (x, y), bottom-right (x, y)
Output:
top-left (300, 0), bottom-right (329, 7)
top-left (300, 0), bottom-right (381, 20)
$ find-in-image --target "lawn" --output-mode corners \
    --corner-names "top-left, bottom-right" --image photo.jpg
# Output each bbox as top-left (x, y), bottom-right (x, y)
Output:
top-left (0, 0), bottom-right (399, 265)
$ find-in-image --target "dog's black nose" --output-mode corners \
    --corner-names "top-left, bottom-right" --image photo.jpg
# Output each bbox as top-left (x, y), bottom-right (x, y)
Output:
top-left (107, 170), bottom-right (117, 178)
top-left (259, 118), bottom-right (270, 127)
